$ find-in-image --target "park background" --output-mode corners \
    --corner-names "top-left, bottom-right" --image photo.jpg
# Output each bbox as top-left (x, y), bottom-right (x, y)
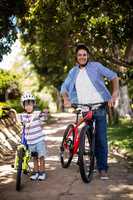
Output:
top-left (0, 0), bottom-right (133, 168)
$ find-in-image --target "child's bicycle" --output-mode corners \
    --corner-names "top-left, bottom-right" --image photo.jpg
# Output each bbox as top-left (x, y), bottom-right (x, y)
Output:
top-left (14, 128), bottom-right (38, 191)
top-left (60, 102), bottom-right (106, 183)
top-left (14, 144), bottom-right (30, 191)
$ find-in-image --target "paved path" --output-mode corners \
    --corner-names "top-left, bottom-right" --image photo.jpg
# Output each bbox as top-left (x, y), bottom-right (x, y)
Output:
top-left (0, 113), bottom-right (133, 200)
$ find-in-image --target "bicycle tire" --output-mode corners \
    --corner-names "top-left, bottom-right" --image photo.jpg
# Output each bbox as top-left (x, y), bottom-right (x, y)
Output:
top-left (16, 148), bottom-right (24, 191)
top-left (78, 126), bottom-right (95, 183)
top-left (60, 124), bottom-right (75, 168)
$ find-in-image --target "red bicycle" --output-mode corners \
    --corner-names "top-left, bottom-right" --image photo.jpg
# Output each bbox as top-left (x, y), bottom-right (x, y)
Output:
top-left (60, 102), bottom-right (105, 183)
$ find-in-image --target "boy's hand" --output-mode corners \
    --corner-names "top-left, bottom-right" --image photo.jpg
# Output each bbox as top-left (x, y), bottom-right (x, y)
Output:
top-left (40, 109), bottom-right (49, 122)
top-left (43, 108), bottom-right (49, 114)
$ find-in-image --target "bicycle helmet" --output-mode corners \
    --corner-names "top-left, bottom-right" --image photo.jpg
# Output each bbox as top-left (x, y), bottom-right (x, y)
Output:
top-left (21, 91), bottom-right (35, 106)
top-left (75, 43), bottom-right (90, 54)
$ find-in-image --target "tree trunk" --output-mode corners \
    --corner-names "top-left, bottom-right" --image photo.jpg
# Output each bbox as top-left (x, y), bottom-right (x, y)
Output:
top-left (117, 82), bottom-right (132, 118)
top-left (55, 88), bottom-right (64, 112)
top-left (117, 39), bottom-right (133, 118)
top-left (125, 39), bottom-right (133, 63)
top-left (109, 42), bottom-right (133, 122)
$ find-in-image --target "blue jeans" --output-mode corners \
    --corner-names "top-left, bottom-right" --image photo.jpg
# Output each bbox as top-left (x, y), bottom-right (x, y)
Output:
top-left (94, 107), bottom-right (108, 172)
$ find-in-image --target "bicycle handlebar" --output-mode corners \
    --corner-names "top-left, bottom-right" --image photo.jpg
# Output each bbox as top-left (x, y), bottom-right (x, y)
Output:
top-left (71, 102), bottom-right (106, 109)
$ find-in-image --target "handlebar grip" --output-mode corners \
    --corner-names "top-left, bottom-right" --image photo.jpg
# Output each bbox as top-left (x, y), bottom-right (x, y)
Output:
top-left (71, 104), bottom-right (78, 109)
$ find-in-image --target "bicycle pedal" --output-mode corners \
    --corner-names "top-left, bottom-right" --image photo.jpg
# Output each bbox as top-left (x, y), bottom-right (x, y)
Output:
top-left (60, 146), bottom-right (64, 151)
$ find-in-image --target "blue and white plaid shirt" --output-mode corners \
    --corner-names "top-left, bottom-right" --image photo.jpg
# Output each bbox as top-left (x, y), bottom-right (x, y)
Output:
top-left (60, 61), bottom-right (118, 103)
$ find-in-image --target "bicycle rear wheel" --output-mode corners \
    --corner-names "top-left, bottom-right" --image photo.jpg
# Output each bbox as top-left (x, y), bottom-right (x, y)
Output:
top-left (16, 148), bottom-right (24, 191)
top-left (78, 126), bottom-right (95, 183)
top-left (60, 124), bottom-right (75, 168)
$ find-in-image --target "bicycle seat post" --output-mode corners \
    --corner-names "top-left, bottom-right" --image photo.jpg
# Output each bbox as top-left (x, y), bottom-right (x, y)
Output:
top-left (76, 112), bottom-right (79, 124)
top-left (72, 104), bottom-right (81, 125)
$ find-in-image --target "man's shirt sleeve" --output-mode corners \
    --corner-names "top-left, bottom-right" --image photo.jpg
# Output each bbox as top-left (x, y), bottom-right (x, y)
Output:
top-left (60, 69), bottom-right (73, 94)
top-left (97, 62), bottom-right (117, 80)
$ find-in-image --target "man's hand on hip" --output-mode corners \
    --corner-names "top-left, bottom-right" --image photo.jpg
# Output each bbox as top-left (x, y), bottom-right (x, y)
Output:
top-left (108, 91), bottom-right (119, 107)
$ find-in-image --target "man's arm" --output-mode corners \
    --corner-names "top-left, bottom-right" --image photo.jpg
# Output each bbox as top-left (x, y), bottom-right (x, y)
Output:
top-left (108, 77), bottom-right (119, 107)
top-left (60, 69), bottom-right (74, 107)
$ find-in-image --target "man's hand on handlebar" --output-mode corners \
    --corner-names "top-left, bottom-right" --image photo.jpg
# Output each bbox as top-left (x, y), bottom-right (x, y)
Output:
top-left (63, 97), bottom-right (71, 108)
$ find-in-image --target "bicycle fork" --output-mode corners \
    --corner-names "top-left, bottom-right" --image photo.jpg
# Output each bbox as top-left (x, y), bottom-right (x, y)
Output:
top-left (14, 146), bottom-right (30, 172)
top-left (91, 120), bottom-right (96, 154)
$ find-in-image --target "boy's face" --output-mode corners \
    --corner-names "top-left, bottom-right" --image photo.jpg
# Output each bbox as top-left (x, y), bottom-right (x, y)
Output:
top-left (24, 101), bottom-right (34, 113)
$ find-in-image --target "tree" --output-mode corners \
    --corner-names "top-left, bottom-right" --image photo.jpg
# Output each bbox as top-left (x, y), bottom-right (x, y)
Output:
top-left (0, 69), bottom-right (20, 101)
top-left (19, 1), bottom-right (133, 80)
top-left (18, 0), bottom-right (133, 115)
top-left (0, 0), bottom-right (25, 61)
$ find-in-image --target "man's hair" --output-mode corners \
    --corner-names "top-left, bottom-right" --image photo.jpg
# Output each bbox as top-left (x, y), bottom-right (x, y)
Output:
top-left (75, 43), bottom-right (90, 54)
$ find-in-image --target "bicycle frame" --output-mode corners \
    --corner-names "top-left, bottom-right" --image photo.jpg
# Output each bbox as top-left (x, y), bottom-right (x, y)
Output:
top-left (67, 110), bottom-right (94, 155)
top-left (14, 127), bottom-right (30, 172)
top-left (14, 144), bottom-right (30, 171)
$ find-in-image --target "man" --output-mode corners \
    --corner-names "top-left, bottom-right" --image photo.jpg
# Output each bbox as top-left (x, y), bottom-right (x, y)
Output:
top-left (60, 43), bottom-right (119, 180)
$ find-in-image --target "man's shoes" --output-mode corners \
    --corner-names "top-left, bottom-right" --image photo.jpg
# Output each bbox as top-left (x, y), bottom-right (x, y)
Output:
top-left (38, 172), bottom-right (47, 181)
top-left (76, 159), bottom-right (80, 165)
top-left (30, 172), bottom-right (39, 180)
top-left (99, 170), bottom-right (109, 180)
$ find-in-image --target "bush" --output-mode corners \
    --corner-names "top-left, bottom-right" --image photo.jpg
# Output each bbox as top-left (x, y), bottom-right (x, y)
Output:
top-left (0, 69), bottom-right (21, 101)
top-left (7, 98), bottom-right (23, 113)
top-left (0, 102), bottom-right (11, 117)
top-left (35, 96), bottom-right (49, 111)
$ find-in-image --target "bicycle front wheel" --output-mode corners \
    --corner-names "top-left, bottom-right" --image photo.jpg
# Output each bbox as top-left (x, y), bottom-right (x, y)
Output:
top-left (78, 126), bottom-right (95, 183)
top-left (60, 124), bottom-right (75, 168)
top-left (16, 148), bottom-right (24, 191)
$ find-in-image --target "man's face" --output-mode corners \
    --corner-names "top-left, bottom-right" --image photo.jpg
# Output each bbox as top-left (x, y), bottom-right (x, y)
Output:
top-left (76, 49), bottom-right (88, 66)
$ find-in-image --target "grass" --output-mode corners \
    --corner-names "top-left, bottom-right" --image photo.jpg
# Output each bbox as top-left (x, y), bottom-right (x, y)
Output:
top-left (108, 119), bottom-right (133, 158)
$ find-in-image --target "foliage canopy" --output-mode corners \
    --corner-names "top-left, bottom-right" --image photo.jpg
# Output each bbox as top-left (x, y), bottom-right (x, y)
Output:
top-left (0, 0), bottom-right (25, 61)
top-left (17, 0), bottom-right (133, 88)
top-left (0, 0), bottom-right (133, 89)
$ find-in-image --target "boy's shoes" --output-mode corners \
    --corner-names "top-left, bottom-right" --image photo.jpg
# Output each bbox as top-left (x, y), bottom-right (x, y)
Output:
top-left (38, 172), bottom-right (47, 181)
top-left (30, 172), bottom-right (47, 181)
top-left (99, 170), bottom-right (109, 180)
top-left (30, 172), bottom-right (39, 180)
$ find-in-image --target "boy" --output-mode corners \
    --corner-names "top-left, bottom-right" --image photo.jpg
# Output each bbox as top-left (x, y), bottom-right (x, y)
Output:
top-left (18, 91), bottom-right (48, 181)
